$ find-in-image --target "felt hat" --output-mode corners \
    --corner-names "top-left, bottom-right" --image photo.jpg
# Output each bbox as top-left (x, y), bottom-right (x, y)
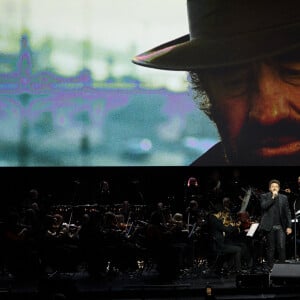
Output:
top-left (132, 0), bottom-right (300, 71)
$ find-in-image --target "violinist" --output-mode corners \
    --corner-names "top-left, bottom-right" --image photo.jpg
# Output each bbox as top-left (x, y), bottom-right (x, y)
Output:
top-left (185, 199), bottom-right (204, 232)
top-left (207, 203), bottom-right (242, 274)
top-left (46, 214), bottom-right (67, 239)
top-left (66, 223), bottom-right (81, 241)
top-left (221, 197), bottom-right (238, 226)
top-left (169, 213), bottom-right (194, 269)
top-left (214, 199), bottom-right (253, 271)
top-left (223, 196), bottom-right (254, 269)
top-left (101, 211), bottom-right (138, 272)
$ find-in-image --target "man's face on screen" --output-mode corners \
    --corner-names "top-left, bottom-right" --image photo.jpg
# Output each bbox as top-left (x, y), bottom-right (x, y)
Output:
top-left (205, 56), bottom-right (300, 165)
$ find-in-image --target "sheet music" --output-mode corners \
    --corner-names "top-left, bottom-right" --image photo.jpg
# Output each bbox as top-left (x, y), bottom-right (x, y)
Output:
top-left (246, 223), bottom-right (259, 237)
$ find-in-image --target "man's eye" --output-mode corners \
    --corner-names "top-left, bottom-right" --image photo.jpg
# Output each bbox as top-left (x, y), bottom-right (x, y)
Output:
top-left (279, 65), bottom-right (300, 85)
top-left (281, 67), bottom-right (300, 76)
top-left (206, 65), bottom-right (251, 97)
top-left (223, 77), bottom-right (246, 87)
top-left (219, 74), bottom-right (250, 97)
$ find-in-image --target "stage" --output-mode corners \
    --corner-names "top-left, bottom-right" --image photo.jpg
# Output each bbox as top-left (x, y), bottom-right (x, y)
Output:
top-left (2, 262), bottom-right (300, 300)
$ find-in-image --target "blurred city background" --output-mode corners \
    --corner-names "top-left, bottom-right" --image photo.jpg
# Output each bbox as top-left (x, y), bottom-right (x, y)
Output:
top-left (0, 0), bottom-right (219, 166)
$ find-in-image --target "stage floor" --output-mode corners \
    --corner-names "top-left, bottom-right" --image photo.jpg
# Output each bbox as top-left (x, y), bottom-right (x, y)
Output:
top-left (2, 263), bottom-right (300, 300)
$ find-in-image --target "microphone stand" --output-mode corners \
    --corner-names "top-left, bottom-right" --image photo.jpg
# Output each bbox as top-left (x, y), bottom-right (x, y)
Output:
top-left (293, 199), bottom-right (299, 262)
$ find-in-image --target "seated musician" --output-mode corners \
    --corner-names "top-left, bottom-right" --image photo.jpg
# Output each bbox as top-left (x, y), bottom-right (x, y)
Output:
top-left (185, 199), bottom-right (203, 229)
top-left (207, 203), bottom-right (242, 274)
top-left (144, 210), bottom-right (179, 279)
top-left (101, 211), bottom-right (138, 272)
top-left (42, 213), bottom-right (81, 273)
top-left (169, 213), bottom-right (194, 269)
top-left (221, 197), bottom-right (253, 270)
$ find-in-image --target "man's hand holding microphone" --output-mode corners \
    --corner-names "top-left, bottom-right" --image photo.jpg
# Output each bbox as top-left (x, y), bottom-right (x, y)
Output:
top-left (272, 189), bottom-right (278, 199)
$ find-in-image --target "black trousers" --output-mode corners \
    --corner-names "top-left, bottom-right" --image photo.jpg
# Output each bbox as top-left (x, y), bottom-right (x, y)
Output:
top-left (266, 225), bottom-right (286, 268)
top-left (222, 243), bottom-right (242, 272)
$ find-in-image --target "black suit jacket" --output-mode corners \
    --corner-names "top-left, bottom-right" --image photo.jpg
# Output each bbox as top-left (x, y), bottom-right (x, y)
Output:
top-left (259, 192), bottom-right (292, 232)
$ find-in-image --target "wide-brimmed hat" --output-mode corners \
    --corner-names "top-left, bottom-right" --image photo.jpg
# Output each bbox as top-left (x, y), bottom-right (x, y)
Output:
top-left (132, 0), bottom-right (300, 71)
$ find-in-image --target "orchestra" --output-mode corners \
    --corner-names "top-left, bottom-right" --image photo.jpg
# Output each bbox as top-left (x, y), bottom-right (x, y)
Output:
top-left (1, 173), bottom-right (299, 281)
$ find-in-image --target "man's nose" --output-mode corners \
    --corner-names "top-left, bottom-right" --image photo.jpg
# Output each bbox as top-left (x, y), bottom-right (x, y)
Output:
top-left (249, 64), bottom-right (291, 125)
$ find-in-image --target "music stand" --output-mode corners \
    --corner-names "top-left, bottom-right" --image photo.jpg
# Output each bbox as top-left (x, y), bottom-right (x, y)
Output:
top-left (293, 199), bottom-right (300, 261)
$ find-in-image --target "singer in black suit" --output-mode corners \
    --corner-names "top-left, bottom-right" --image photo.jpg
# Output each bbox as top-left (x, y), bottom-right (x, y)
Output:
top-left (259, 179), bottom-right (292, 270)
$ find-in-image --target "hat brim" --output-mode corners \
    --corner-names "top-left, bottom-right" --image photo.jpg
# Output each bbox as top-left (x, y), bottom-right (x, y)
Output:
top-left (132, 22), bottom-right (300, 71)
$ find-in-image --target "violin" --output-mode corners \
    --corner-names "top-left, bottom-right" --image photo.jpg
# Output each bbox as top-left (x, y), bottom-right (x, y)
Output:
top-left (221, 211), bottom-right (241, 227)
